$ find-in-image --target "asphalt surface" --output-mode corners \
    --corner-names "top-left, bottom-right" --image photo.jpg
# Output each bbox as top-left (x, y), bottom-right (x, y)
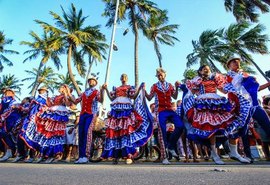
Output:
top-left (0, 161), bottom-right (269, 185)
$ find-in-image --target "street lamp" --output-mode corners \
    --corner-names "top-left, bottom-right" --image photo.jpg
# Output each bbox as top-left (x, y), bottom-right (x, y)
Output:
top-left (99, 0), bottom-right (130, 121)
top-left (104, 0), bottom-right (121, 85)
top-left (100, 0), bottom-right (121, 116)
top-left (123, 28), bottom-right (129, 36)
top-left (102, 0), bottom-right (129, 107)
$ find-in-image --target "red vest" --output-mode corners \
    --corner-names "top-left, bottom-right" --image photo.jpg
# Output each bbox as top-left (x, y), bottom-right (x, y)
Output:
top-left (81, 90), bottom-right (98, 115)
top-left (152, 83), bottom-right (174, 112)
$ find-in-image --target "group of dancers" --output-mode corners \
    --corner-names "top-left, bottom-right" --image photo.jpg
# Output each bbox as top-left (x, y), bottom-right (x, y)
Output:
top-left (0, 57), bottom-right (270, 165)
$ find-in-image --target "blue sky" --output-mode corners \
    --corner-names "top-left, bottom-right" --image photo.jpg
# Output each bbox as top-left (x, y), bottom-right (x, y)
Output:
top-left (1, 0), bottom-right (270, 107)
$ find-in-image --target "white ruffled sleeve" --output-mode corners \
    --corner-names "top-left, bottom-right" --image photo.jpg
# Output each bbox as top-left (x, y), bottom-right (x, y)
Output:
top-left (231, 73), bottom-right (243, 92)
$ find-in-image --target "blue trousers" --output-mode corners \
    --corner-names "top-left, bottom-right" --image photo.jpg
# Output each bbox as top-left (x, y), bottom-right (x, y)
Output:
top-left (78, 113), bottom-right (93, 158)
top-left (0, 112), bottom-right (20, 150)
top-left (241, 106), bottom-right (270, 158)
top-left (17, 135), bottom-right (26, 158)
top-left (158, 110), bottom-right (184, 150)
top-left (0, 139), bottom-right (5, 152)
top-left (0, 130), bottom-right (15, 151)
top-left (252, 106), bottom-right (270, 137)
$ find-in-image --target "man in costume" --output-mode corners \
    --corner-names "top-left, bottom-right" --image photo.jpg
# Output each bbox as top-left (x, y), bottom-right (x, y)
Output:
top-left (227, 57), bottom-right (270, 161)
top-left (68, 76), bottom-right (102, 164)
top-left (145, 68), bottom-right (184, 165)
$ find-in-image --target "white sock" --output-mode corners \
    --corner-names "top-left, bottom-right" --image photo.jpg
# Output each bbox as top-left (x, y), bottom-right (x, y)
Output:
top-left (6, 149), bottom-right (12, 156)
top-left (210, 145), bottom-right (218, 158)
top-left (229, 143), bottom-right (240, 156)
top-left (1, 149), bottom-right (12, 159)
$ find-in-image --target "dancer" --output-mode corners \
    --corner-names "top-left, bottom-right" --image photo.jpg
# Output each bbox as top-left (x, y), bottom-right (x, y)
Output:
top-left (11, 97), bottom-right (32, 162)
top-left (144, 68), bottom-right (184, 165)
top-left (20, 86), bottom-right (50, 163)
top-left (36, 84), bottom-right (71, 163)
top-left (183, 65), bottom-right (250, 164)
top-left (0, 89), bottom-right (20, 161)
top-left (227, 57), bottom-right (270, 161)
top-left (67, 77), bottom-right (102, 164)
top-left (101, 74), bottom-right (152, 164)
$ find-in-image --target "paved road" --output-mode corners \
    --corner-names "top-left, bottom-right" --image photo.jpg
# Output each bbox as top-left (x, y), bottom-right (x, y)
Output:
top-left (0, 162), bottom-right (269, 185)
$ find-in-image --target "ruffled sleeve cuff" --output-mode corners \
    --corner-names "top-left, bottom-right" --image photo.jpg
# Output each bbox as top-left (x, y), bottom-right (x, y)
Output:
top-left (186, 76), bottom-right (202, 90)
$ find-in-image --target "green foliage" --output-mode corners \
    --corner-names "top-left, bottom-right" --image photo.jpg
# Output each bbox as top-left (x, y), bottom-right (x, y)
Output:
top-left (142, 10), bottom-right (179, 68)
top-left (35, 3), bottom-right (107, 77)
top-left (186, 29), bottom-right (224, 72)
top-left (21, 31), bottom-right (63, 70)
top-left (224, 0), bottom-right (270, 22)
top-left (0, 74), bottom-right (23, 95)
top-left (0, 31), bottom-right (19, 72)
top-left (103, 0), bottom-right (161, 87)
top-left (186, 22), bottom-right (269, 76)
top-left (55, 73), bottom-right (83, 90)
top-left (183, 68), bottom-right (197, 82)
top-left (22, 66), bottom-right (58, 94)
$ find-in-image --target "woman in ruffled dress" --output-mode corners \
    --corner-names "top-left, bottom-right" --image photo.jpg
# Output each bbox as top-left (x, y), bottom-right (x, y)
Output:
top-left (0, 89), bottom-right (21, 162)
top-left (20, 86), bottom-right (49, 163)
top-left (101, 74), bottom-right (152, 164)
top-left (11, 96), bottom-right (32, 163)
top-left (182, 65), bottom-right (250, 164)
top-left (36, 84), bottom-right (71, 163)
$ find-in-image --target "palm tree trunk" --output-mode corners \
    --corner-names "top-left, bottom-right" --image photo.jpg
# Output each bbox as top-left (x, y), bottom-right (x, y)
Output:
top-left (153, 39), bottom-right (162, 68)
top-left (131, 7), bottom-right (139, 88)
top-left (250, 59), bottom-right (270, 82)
top-left (30, 62), bottom-right (43, 97)
top-left (134, 28), bottom-right (139, 88)
top-left (67, 45), bottom-right (81, 95)
top-left (85, 56), bottom-right (94, 90)
top-left (239, 49), bottom-right (269, 81)
top-left (208, 59), bottom-right (221, 73)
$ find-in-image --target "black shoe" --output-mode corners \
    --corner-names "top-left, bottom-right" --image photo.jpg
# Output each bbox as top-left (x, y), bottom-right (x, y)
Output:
top-left (113, 158), bottom-right (118, 165)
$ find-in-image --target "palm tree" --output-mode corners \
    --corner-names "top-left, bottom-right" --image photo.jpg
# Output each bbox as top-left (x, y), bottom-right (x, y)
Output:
top-left (222, 22), bottom-right (269, 80)
top-left (187, 22), bottom-right (268, 79)
top-left (143, 10), bottom-right (179, 68)
top-left (0, 31), bottom-right (19, 72)
top-left (55, 73), bottom-right (83, 91)
top-left (183, 68), bottom-right (197, 82)
top-left (20, 31), bottom-right (63, 96)
top-left (79, 37), bottom-right (108, 90)
top-left (103, 0), bottom-right (160, 87)
top-left (224, 0), bottom-right (270, 22)
top-left (22, 66), bottom-right (58, 94)
top-left (0, 74), bottom-right (23, 95)
top-left (35, 4), bottom-right (107, 95)
top-left (186, 29), bottom-right (224, 73)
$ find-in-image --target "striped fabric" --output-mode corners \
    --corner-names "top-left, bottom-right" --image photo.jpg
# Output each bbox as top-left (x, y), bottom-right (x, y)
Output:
top-left (182, 81), bottom-right (251, 140)
top-left (223, 83), bottom-right (251, 137)
top-left (85, 115), bottom-right (96, 158)
top-left (101, 88), bottom-right (153, 159)
top-left (157, 118), bottom-right (166, 160)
